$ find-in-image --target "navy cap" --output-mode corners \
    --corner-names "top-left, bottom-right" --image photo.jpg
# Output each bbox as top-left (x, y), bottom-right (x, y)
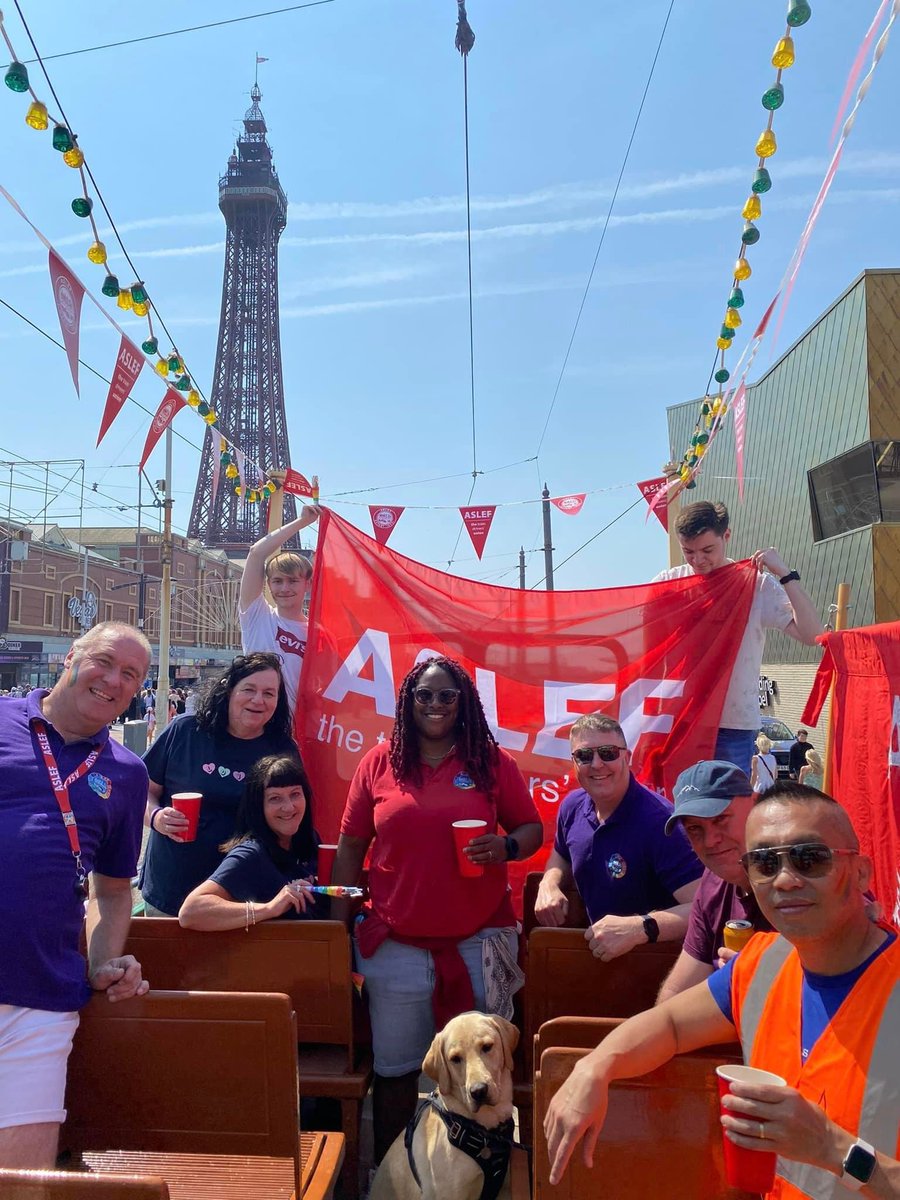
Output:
top-left (665, 761), bottom-right (753, 835)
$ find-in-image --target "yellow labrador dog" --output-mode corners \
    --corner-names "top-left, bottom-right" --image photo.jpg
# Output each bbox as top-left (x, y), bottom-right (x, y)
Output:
top-left (369, 1012), bottom-right (519, 1200)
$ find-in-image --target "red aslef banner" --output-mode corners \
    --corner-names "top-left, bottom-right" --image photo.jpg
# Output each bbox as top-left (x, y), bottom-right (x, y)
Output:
top-left (139, 389), bottom-right (186, 470)
top-left (637, 476), bottom-right (670, 532)
top-left (368, 505), bottom-right (404, 545)
top-left (802, 623), bottom-right (900, 924)
top-left (551, 493), bottom-right (586, 516)
top-left (97, 335), bottom-right (144, 447)
top-left (284, 468), bottom-right (315, 498)
top-left (296, 511), bottom-right (757, 902)
top-left (48, 249), bottom-right (85, 397)
top-left (460, 505), bottom-right (497, 559)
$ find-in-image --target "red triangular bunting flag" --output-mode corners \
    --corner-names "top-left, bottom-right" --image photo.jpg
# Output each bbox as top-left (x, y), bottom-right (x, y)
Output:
top-left (637, 477), bottom-right (670, 532)
top-left (459, 506), bottom-right (497, 560)
top-left (550, 493), bottom-right (586, 516)
top-left (97, 335), bottom-right (144, 447)
top-left (733, 383), bottom-right (749, 501)
top-left (283, 468), bottom-right (315, 498)
top-left (48, 249), bottom-right (85, 397)
top-left (139, 389), bottom-right (186, 470)
top-left (368, 505), bottom-right (404, 545)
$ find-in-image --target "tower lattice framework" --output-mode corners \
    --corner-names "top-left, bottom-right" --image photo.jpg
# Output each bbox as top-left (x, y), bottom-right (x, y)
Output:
top-left (188, 83), bottom-right (296, 552)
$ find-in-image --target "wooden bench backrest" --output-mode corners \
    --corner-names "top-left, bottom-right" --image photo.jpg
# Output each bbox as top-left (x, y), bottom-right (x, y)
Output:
top-left (63, 990), bottom-right (300, 1176)
top-left (0, 1171), bottom-right (169, 1200)
top-left (123, 918), bottom-right (353, 1054)
top-left (535, 1015), bottom-right (622, 1061)
top-left (520, 873), bottom-right (586, 943)
top-left (534, 1045), bottom-right (746, 1199)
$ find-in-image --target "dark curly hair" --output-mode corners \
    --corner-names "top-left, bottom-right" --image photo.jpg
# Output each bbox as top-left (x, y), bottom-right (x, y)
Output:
top-left (195, 652), bottom-right (293, 743)
top-left (221, 754), bottom-right (318, 867)
top-left (389, 656), bottom-right (498, 790)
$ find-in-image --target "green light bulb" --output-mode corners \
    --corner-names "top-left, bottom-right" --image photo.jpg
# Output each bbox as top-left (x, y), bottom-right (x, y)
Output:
top-left (52, 124), bottom-right (74, 152)
top-left (787, 0), bottom-right (812, 28)
top-left (752, 168), bottom-right (772, 194)
top-left (728, 287), bottom-right (745, 309)
top-left (101, 273), bottom-right (120, 298)
top-left (71, 197), bottom-right (93, 218)
top-left (4, 61), bottom-right (29, 92)
top-left (714, 368), bottom-right (730, 384)
top-left (762, 82), bottom-right (785, 111)
top-left (141, 337), bottom-right (159, 355)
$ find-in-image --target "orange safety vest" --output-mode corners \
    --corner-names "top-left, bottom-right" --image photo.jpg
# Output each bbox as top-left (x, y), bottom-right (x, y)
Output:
top-left (731, 931), bottom-right (900, 1199)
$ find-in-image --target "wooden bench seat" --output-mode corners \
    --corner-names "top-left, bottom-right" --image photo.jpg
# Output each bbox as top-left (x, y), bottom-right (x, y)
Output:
top-left (123, 918), bottom-right (370, 1195)
top-left (0, 1169), bottom-right (169, 1200)
top-left (62, 990), bottom-right (344, 1200)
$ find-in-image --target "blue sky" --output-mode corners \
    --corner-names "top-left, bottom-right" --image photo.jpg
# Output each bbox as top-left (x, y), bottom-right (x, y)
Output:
top-left (1, 0), bottom-right (898, 589)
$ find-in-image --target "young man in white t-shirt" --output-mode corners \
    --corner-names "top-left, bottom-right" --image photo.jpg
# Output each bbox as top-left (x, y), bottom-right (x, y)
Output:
top-left (239, 506), bottom-right (320, 716)
top-left (653, 500), bottom-right (822, 775)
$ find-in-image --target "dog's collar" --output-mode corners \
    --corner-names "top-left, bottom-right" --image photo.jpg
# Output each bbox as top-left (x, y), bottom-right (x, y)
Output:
top-left (404, 1090), bottom-right (515, 1200)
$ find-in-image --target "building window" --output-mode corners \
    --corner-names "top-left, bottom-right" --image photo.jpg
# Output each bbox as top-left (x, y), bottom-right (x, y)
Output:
top-left (106, 578), bottom-right (115, 590)
top-left (104, 602), bottom-right (113, 623)
top-left (128, 606), bottom-right (136, 626)
top-left (808, 442), bottom-right (884, 541)
top-left (10, 588), bottom-right (21, 623)
top-left (44, 594), bottom-right (54, 626)
top-left (45, 564), bottom-right (56, 580)
top-left (176, 562), bottom-right (185, 576)
top-left (129, 584), bottom-right (137, 596)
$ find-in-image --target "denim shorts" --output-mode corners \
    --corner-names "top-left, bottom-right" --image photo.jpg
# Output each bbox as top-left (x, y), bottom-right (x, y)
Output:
top-left (354, 925), bottom-right (518, 1077)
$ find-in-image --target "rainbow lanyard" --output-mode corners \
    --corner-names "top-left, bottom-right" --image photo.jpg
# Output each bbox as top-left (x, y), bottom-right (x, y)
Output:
top-left (32, 719), bottom-right (103, 898)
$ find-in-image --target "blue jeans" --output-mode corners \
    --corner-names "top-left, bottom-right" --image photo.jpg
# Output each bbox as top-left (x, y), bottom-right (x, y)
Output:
top-left (713, 728), bottom-right (756, 778)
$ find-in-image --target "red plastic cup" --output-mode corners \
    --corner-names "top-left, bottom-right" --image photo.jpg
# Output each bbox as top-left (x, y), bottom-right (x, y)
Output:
top-left (452, 819), bottom-right (487, 878)
top-left (317, 843), bottom-right (338, 886)
top-left (171, 792), bottom-right (202, 843)
top-left (716, 1064), bottom-right (786, 1193)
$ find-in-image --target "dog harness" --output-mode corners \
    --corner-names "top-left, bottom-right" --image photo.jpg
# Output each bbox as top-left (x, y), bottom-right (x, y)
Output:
top-left (404, 1090), bottom-right (515, 1200)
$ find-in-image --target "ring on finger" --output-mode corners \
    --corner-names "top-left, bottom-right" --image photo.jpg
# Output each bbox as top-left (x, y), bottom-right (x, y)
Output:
top-left (758, 1122), bottom-right (766, 1140)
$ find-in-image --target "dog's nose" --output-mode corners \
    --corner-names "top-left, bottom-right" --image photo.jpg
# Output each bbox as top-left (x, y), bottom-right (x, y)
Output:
top-left (469, 1082), bottom-right (489, 1104)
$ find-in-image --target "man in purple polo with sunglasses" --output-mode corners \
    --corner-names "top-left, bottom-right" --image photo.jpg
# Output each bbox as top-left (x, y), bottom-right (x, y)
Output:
top-left (534, 714), bottom-right (702, 960)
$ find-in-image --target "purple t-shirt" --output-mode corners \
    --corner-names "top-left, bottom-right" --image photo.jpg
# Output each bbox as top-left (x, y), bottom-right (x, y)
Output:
top-left (554, 776), bottom-right (702, 924)
top-left (0, 691), bottom-right (148, 1012)
top-left (682, 869), bottom-right (771, 965)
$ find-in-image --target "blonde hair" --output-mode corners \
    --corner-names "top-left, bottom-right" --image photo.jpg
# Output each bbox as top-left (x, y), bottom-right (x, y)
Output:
top-left (755, 734), bottom-right (772, 754)
top-left (805, 748), bottom-right (823, 772)
top-left (265, 550), bottom-right (312, 581)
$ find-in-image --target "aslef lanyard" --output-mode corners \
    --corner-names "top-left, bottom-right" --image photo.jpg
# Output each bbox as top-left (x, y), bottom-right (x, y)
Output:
top-left (32, 719), bottom-right (103, 898)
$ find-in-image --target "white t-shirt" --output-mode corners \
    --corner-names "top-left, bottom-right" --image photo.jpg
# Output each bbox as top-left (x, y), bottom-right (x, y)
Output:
top-left (652, 562), bottom-right (793, 730)
top-left (239, 593), bottom-right (308, 715)
top-left (753, 752), bottom-right (779, 792)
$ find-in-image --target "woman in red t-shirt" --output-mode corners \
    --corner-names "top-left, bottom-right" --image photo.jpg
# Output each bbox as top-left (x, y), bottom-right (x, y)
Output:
top-left (332, 656), bottom-right (542, 1163)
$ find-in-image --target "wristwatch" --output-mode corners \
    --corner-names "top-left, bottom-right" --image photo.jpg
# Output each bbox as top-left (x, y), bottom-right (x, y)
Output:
top-left (779, 570), bottom-right (801, 585)
top-left (503, 835), bottom-right (520, 862)
top-left (641, 915), bottom-right (660, 944)
top-left (840, 1137), bottom-right (876, 1190)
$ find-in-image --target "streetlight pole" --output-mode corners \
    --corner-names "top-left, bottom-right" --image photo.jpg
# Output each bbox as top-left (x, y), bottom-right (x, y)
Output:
top-left (518, 546), bottom-right (526, 589)
top-left (155, 429), bottom-right (173, 735)
top-left (541, 484), bottom-right (555, 592)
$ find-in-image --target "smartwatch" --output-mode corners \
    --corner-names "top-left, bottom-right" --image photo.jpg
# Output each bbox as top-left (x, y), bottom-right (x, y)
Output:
top-left (779, 570), bottom-right (801, 585)
top-left (841, 1138), bottom-right (876, 1190)
top-left (641, 915), bottom-right (660, 944)
top-left (503, 835), bottom-right (520, 862)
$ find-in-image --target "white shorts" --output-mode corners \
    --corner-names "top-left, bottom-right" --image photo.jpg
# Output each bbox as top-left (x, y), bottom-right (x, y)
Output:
top-left (0, 1005), bottom-right (80, 1128)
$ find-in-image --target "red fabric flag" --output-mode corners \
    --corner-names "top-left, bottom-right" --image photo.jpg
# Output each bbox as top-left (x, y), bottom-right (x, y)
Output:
top-left (97, 335), bottom-right (144, 447)
top-left (48, 250), bottom-right (85, 397)
top-left (368, 505), bottom-right (405, 545)
top-left (637, 477), bottom-right (670, 531)
top-left (296, 511), bottom-right (757, 910)
top-left (283, 468), bottom-right (315, 499)
top-left (550, 494), bottom-right (586, 516)
top-left (139, 389), bottom-right (186, 470)
top-left (459, 506), bottom-right (497, 559)
top-left (801, 624), bottom-right (900, 924)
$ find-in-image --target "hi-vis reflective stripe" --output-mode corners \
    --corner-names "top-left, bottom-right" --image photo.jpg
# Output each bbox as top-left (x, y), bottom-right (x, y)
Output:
top-left (738, 935), bottom-right (792, 1060)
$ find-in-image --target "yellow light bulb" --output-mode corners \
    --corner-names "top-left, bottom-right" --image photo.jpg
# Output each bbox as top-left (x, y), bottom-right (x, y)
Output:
top-left (132, 300), bottom-right (149, 317)
top-left (25, 100), bottom-right (48, 130)
top-left (756, 128), bottom-right (777, 159)
top-left (203, 409), bottom-right (217, 425)
top-left (63, 147), bottom-right (85, 168)
top-left (187, 389), bottom-right (201, 407)
top-left (716, 336), bottom-right (731, 351)
top-left (87, 241), bottom-right (107, 265)
top-left (741, 194), bottom-right (762, 221)
top-left (772, 35), bottom-right (795, 69)
top-left (734, 257), bottom-right (752, 282)
top-left (695, 443), bottom-right (707, 459)
top-left (724, 308), bottom-right (742, 330)
top-left (225, 464), bottom-right (239, 479)
top-left (155, 359), bottom-right (169, 377)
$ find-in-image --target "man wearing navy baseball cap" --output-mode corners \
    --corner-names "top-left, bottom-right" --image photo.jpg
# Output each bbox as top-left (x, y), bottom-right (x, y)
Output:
top-left (656, 760), bottom-right (771, 1004)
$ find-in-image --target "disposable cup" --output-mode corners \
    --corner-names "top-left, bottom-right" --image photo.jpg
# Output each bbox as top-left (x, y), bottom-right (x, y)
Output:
top-left (171, 792), bottom-right (202, 843)
top-left (317, 843), bottom-right (338, 886)
top-left (716, 1064), bottom-right (786, 1193)
top-left (452, 819), bottom-right (488, 878)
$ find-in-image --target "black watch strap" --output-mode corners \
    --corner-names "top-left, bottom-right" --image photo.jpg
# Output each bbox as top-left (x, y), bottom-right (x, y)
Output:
top-left (779, 569), bottom-right (800, 585)
top-left (641, 915), bottom-right (660, 944)
top-left (504, 835), bottom-right (520, 862)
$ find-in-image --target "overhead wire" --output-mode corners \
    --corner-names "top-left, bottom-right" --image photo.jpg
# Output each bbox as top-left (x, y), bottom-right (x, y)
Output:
top-left (530, 497), bottom-right (644, 590)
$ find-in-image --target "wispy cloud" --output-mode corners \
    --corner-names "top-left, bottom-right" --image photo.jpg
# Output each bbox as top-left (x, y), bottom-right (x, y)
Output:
top-left (279, 264), bottom-right (429, 300)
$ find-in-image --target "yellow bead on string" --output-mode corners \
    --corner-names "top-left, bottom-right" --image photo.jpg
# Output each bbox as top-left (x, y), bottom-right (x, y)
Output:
top-left (87, 241), bottom-right (107, 265)
top-left (734, 257), bottom-right (752, 282)
top-left (62, 147), bottom-right (84, 168)
top-left (756, 128), bottom-right (777, 158)
top-left (742, 194), bottom-right (762, 221)
top-left (25, 100), bottom-right (48, 130)
top-left (724, 307), bottom-right (742, 330)
top-left (772, 36), bottom-right (795, 69)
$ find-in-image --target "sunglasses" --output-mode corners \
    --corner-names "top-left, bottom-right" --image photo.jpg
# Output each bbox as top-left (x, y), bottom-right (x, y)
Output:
top-left (740, 842), bottom-right (857, 882)
top-left (413, 686), bottom-right (461, 707)
top-left (572, 745), bottom-right (626, 766)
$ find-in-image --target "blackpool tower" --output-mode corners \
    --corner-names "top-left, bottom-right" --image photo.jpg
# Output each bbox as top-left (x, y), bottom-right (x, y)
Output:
top-left (188, 83), bottom-right (297, 552)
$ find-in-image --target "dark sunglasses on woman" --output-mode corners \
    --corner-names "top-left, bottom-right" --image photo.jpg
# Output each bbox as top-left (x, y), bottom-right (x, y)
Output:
top-left (571, 745), bottom-right (626, 766)
top-left (740, 842), bottom-right (857, 882)
top-left (413, 686), bottom-right (460, 707)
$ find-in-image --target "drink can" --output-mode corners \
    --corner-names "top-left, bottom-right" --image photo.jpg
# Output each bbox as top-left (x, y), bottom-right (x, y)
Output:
top-left (724, 920), bottom-right (754, 952)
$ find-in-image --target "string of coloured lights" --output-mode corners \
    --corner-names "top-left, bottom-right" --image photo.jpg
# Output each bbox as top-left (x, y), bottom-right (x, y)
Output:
top-left (1, 9), bottom-right (282, 509)
top-left (668, 0), bottom-right (812, 496)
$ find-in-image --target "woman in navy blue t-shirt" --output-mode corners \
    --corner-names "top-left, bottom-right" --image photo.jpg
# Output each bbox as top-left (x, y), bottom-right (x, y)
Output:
top-left (178, 753), bottom-right (322, 928)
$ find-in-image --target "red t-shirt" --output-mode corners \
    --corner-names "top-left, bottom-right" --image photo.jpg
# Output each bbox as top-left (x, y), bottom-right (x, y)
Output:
top-left (341, 743), bottom-right (539, 939)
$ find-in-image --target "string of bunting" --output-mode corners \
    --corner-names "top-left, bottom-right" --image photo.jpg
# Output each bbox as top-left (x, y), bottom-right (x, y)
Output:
top-left (666, 0), bottom-right (812, 500)
top-left (0, 9), bottom-right (283, 509)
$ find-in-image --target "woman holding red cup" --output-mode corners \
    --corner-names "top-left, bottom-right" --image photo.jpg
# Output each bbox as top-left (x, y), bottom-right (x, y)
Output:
top-left (331, 656), bottom-right (542, 1163)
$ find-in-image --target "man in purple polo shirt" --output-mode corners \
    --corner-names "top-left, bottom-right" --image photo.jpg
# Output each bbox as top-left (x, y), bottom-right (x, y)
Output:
top-left (534, 714), bottom-right (702, 960)
top-left (655, 760), bottom-right (771, 1004)
top-left (0, 621), bottom-right (152, 1168)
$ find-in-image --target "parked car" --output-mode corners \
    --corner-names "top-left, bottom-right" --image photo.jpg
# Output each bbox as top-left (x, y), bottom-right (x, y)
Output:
top-left (759, 717), bottom-right (794, 777)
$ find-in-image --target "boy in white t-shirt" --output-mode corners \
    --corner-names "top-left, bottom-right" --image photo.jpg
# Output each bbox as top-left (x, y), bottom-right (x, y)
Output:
top-left (239, 506), bottom-right (320, 716)
top-left (653, 500), bottom-right (822, 775)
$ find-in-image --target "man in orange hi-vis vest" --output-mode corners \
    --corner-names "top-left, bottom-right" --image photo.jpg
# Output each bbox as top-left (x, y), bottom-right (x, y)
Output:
top-left (544, 782), bottom-right (899, 1198)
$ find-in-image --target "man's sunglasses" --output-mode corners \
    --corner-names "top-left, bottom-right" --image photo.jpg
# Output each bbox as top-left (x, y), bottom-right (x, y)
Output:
top-left (413, 687), bottom-right (461, 706)
top-left (572, 745), bottom-right (626, 766)
top-left (740, 842), bottom-right (857, 882)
